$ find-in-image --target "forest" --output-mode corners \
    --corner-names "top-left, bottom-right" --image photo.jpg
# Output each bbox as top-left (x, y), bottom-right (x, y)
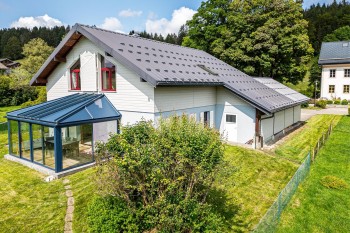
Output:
top-left (1, 0), bottom-right (350, 106)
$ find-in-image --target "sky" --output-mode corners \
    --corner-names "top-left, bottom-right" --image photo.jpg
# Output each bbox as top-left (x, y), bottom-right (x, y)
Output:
top-left (0, 0), bottom-right (337, 36)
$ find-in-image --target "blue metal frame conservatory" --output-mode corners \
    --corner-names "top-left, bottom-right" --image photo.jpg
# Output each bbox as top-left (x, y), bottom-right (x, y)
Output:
top-left (6, 93), bottom-right (121, 173)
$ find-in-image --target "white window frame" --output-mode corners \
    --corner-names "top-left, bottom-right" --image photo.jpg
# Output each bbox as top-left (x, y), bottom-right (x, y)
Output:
top-left (225, 114), bottom-right (237, 124)
top-left (344, 69), bottom-right (350, 78)
top-left (343, 85), bottom-right (349, 94)
top-left (329, 85), bottom-right (335, 93)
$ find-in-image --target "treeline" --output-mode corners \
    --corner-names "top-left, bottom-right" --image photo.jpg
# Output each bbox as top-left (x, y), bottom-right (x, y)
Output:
top-left (304, 0), bottom-right (350, 54)
top-left (0, 26), bottom-right (69, 60)
top-left (129, 25), bottom-right (188, 45)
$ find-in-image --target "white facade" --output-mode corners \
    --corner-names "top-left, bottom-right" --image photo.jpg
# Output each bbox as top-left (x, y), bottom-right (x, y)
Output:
top-left (320, 64), bottom-right (350, 100)
top-left (46, 38), bottom-right (301, 145)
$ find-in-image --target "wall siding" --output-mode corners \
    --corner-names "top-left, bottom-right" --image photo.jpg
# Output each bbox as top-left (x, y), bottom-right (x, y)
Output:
top-left (216, 87), bottom-right (256, 144)
top-left (293, 105), bottom-right (301, 123)
top-left (284, 107), bottom-right (294, 127)
top-left (320, 66), bottom-right (350, 100)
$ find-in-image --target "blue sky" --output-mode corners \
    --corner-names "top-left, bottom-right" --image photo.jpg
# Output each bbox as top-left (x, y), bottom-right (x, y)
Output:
top-left (0, 0), bottom-right (336, 35)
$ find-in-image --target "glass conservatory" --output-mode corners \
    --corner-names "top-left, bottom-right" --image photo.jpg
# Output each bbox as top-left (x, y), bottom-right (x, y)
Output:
top-left (6, 93), bottom-right (121, 173)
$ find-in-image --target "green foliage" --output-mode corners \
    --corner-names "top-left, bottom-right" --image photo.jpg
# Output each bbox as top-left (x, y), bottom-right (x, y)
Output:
top-left (341, 99), bottom-right (348, 105)
top-left (320, 175), bottom-right (349, 190)
top-left (315, 99), bottom-right (327, 109)
top-left (2, 36), bottom-right (22, 60)
top-left (348, 107), bottom-right (350, 115)
top-left (93, 115), bottom-right (226, 232)
top-left (87, 196), bottom-right (139, 233)
top-left (334, 99), bottom-right (341, 105)
top-left (184, 0), bottom-right (313, 84)
top-left (301, 102), bottom-right (309, 108)
top-left (324, 26), bottom-right (350, 42)
top-left (327, 100), bottom-right (333, 104)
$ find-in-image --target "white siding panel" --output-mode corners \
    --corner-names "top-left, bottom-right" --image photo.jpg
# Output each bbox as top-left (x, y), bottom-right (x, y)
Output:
top-left (80, 51), bottom-right (97, 91)
top-left (274, 110), bottom-right (285, 134)
top-left (261, 117), bottom-right (274, 140)
top-left (46, 63), bottom-right (71, 101)
top-left (216, 87), bottom-right (255, 143)
top-left (293, 105), bottom-right (301, 123)
top-left (119, 111), bottom-right (154, 126)
top-left (284, 107), bottom-right (294, 127)
top-left (154, 87), bottom-right (216, 113)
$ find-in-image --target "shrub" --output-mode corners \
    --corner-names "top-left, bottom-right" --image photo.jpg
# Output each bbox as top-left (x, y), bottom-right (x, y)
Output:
top-left (334, 99), bottom-right (341, 105)
top-left (341, 99), bottom-right (348, 105)
top-left (326, 100), bottom-right (333, 104)
top-left (348, 106), bottom-right (350, 115)
top-left (87, 196), bottom-right (139, 233)
top-left (301, 102), bottom-right (309, 108)
top-left (320, 176), bottom-right (349, 190)
top-left (315, 100), bottom-right (327, 109)
top-left (93, 115), bottom-right (226, 232)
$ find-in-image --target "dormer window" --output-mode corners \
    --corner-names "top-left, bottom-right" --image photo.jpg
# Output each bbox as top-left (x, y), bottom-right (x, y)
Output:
top-left (70, 60), bottom-right (81, 90)
top-left (101, 56), bottom-right (116, 91)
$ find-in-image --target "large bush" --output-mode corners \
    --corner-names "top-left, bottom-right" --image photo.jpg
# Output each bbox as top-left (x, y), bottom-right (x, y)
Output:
top-left (334, 99), bottom-right (341, 105)
top-left (341, 99), bottom-right (348, 105)
top-left (92, 115), bottom-right (226, 232)
top-left (315, 100), bottom-right (327, 109)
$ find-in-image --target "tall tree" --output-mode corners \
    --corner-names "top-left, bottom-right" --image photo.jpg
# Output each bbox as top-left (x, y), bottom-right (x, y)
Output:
top-left (183, 0), bottom-right (313, 84)
top-left (2, 36), bottom-right (22, 60)
top-left (323, 26), bottom-right (350, 42)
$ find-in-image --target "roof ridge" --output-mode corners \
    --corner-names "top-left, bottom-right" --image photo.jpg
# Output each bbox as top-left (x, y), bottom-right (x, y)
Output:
top-left (76, 23), bottom-right (206, 53)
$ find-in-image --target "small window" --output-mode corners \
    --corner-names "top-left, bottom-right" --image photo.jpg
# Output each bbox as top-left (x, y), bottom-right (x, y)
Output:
top-left (226, 114), bottom-right (236, 123)
top-left (70, 60), bottom-right (81, 90)
top-left (344, 85), bottom-right (349, 93)
top-left (101, 56), bottom-right (116, 91)
top-left (329, 69), bottom-right (336, 78)
top-left (329, 85), bottom-right (335, 93)
top-left (345, 69), bottom-right (350, 78)
top-left (204, 111), bottom-right (210, 126)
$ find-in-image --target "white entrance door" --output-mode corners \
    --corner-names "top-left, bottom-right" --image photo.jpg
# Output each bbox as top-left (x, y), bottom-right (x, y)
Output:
top-left (224, 114), bottom-right (237, 142)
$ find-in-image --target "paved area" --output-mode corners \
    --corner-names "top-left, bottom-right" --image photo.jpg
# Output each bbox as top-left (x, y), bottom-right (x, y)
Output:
top-left (301, 105), bottom-right (348, 121)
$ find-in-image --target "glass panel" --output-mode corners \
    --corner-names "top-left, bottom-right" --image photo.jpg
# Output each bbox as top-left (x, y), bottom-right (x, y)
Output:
top-left (20, 122), bottom-right (31, 160)
top-left (93, 121), bottom-right (117, 143)
top-left (71, 71), bottom-right (80, 90)
top-left (9, 120), bottom-right (19, 156)
top-left (62, 124), bottom-right (94, 169)
top-left (41, 126), bottom-right (55, 168)
top-left (102, 69), bottom-right (109, 90)
top-left (226, 114), bottom-right (236, 123)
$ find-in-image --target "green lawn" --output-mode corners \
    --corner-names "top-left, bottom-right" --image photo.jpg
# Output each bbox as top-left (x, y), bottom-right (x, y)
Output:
top-left (209, 146), bottom-right (298, 232)
top-left (276, 116), bottom-right (350, 232)
top-left (274, 115), bottom-right (342, 163)
top-left (0, 106), bottom-right (21, 122)
top-left (0, 130), bottom-right (66, 233)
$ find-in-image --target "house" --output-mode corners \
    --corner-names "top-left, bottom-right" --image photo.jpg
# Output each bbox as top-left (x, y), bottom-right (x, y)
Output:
top-left (318, 41), bottom-right (350, 100)
top-left (6, 24), bottom-right (308, 176)
top-left (0, 58), bottom-right (20, 74)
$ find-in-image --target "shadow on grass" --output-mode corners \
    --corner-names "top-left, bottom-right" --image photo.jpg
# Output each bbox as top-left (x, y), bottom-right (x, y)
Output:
top-left (207, 187), bottom-right (248, 230)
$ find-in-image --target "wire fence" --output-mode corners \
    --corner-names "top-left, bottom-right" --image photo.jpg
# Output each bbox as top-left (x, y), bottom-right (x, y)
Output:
top-left (0, 122), bottom-right (7, 133)
top-left (253, 122), bottom-right (334, 233)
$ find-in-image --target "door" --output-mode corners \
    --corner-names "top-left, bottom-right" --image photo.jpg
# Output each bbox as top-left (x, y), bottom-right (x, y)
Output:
top-left (225, 114), bottom-right (237, 142)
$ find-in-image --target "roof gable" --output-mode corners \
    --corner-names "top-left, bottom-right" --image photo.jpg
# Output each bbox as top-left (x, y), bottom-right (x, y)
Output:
top-left (30, 23), bottom-right (307, 114)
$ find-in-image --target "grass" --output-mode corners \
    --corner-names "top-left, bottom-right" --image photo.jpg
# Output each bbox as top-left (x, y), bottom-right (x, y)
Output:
top-left (276, 116), bottom-right (350, 232)
top-left (0, 106), bottom-right (21, 122)
top-left (209, 146), bottom-right (298, 232)
top-left (274, 114), bottom-right (342, 163)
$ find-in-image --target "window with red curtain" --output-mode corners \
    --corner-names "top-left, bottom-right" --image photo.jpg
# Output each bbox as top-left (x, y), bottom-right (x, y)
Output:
top-left (70, 60), bottom-right (81, 90)
top-left (101, 57), bottom-right (116, 91)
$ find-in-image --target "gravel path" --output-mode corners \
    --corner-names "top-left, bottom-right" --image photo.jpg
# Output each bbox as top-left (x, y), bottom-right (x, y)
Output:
top-left (301, 105), bottom-right (348, 121)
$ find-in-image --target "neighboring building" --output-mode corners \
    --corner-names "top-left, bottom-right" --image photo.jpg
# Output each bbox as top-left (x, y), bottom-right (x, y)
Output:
top-left (6, 24), bottom-right (308, 175)
top-left (319, 41), bottom-right (350, 100)
top-left (0, 58), bottom-right (20, 74)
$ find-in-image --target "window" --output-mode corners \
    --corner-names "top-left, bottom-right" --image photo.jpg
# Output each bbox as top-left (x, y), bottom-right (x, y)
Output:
top-left (329, 85), bottom-right (335, 93)
top-left (70, 60), bottom-right (81, 90)
top-left (345, 69), bottom-right (350, 78)
top-left (329, 69), bottom-right (336, 78)
top-left (226, 114), bottom-right (236, 123)
top-left (344, 85), bottom-right (350, 93)
top-left (101, 56), bottom-right (116, 91)
top-left (203, 111), bottom-right (210, 126)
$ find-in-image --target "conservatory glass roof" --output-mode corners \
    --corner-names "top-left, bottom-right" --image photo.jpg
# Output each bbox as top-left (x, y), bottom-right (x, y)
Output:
top-left (6, 93), bottom-right (121, 127)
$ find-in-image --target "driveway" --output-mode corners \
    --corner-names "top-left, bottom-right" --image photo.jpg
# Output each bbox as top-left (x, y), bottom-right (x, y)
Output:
top-left (301, 105), bottom-right (348, 121)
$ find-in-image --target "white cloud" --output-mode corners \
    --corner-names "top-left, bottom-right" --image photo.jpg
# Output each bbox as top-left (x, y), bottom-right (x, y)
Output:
top-left (119, 9), bottom-right (142, 17)
top-left (145, 7), bottom-right (196, 36)
top-left (10, 14), bottom-right (64, 28)
top-left (98, 17), bottom-right (123, 33)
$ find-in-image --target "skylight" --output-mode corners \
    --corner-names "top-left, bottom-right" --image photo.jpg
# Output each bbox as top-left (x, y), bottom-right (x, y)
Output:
top-left (197, 64), bottom-right (218, 76)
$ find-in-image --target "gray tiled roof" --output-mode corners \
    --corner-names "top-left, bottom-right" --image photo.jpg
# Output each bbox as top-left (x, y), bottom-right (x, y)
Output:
top-left (254, 77), bottom-right (309, 102)
top-left (31, 24), bottom-right (308, 114)
top-left (319, 41), bottom-right (350, 65)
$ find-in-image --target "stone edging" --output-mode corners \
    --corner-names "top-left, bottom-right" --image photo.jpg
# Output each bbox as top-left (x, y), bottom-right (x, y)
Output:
top-left (63, 179), bottom-right (74, 233)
